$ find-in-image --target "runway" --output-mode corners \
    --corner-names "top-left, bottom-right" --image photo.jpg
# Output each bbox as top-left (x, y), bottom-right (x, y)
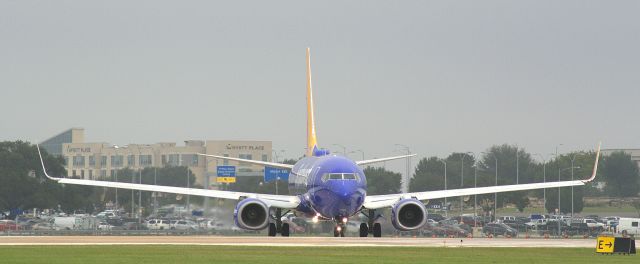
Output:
top-left (0, 236), bottom-right (604, 247)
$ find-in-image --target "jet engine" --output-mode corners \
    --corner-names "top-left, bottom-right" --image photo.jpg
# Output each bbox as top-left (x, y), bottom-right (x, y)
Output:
top-left (234, 198), bottom-right (269, 230)
top-left (391, 198), bottom-right (427, 231)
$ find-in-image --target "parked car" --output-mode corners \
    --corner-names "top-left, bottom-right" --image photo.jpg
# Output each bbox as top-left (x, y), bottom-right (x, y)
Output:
top-left (427, 213), bottom-right (445, 222)
top-left (482, 223), bottom-right (518, 237)
top-left (146, 219), bottom-right (171, 230)
top-left (571, 219), bottom-right (605, 230)
top-left (0, 220), bottom-right (19, 231)
top-left (97, 222), bottom-right (113, 230)
top-left (525, 219), bottom-right (547, 229)
top-left (170, 220), bottom-right (199, 230)
top-left (123, 222), bottom-right (148, 230)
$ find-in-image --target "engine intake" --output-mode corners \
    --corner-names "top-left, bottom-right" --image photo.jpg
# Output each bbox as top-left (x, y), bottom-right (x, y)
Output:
top-left (391, 198), bottom-right (427, 231)
top-left (234, 198), bottom-right (269, 230)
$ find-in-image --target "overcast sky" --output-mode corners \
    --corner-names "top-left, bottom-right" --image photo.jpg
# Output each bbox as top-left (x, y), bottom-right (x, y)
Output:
top-left (1, 1), bottom-right (639, 174)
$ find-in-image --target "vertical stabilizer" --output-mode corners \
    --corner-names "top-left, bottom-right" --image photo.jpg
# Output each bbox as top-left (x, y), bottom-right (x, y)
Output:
top-left (306, 48), bottom-right (319, 157)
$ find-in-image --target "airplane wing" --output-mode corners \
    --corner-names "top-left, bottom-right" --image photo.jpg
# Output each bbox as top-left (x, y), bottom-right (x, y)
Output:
top-left (37, 146), bottom-right (299, 209)
top-left (355, 154), bottom-right (416, 166)
top-left (363, 142), bottom-right (601, 210)
top-left (196, 153), bottom-right (294, 169)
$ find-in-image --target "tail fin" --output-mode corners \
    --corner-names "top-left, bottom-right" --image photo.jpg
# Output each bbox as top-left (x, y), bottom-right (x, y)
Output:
top-left (306, 48), bottom-right (324, 157)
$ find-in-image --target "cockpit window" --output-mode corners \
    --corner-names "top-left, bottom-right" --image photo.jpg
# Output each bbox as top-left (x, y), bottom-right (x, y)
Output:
top-left (322, 173), bottom-right (359, 181)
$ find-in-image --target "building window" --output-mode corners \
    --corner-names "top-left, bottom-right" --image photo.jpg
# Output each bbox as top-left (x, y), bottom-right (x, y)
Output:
top-left (89, 170), bottom-right (93, 180)
top-left (262, 154), bottom-right (268, 162)
top-left (81, 170), bottom-right (85, 179)
top-left (128, 155), bottom-right (135, 167)
top-left (72, 170), bottom-right (77, 177)
top-left (239, 154), bottom-right (252, 166)
top-left (223, 154), bottom-right (229, 165)
top-left (110, 170), bottom-right (115, 177)
top-left (139, 155), bottom-right (152, 166)
top-left (167, 154), bottom-right (179, 166)
top-left (101, 156), bottom-right (107, 167)
top-left (64, 157), bottom-right (69, 167)
top-left (73, 156), bottom-right (85, 167)
top-left (111, 155), bottom-right (123, 167)
top-left (100, 170), bottom-right (107, 178)
top-left (89, 156), bottom-right (96, 166)
top-left (181, 154), bottom-right (198, 166)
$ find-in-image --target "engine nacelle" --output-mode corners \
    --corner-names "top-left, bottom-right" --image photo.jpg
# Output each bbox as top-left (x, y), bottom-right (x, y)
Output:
top-left (391, 198), bottom-right (427, 231)
top-left (234, 198), bottom-right (269, 230)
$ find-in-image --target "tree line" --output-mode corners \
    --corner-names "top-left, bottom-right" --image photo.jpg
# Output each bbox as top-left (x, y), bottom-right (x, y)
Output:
top-left (1, 141), bottom-right (638, 217)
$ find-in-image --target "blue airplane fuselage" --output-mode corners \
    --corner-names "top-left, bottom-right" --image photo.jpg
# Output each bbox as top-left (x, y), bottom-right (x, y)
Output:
top-left (288, 155), bottom-right (367, 220)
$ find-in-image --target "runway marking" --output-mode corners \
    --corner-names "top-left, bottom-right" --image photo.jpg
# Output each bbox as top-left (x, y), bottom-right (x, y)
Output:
top-left (0, 236), bottom-right (607, 248)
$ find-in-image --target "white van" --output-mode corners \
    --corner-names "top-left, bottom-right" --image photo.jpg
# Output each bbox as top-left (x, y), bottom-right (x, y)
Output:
top-left (617, 218), bottom-right (640, 236)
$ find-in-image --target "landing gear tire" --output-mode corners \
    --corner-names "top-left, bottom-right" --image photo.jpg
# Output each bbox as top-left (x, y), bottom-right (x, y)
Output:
top-left (281, 223), bottom-right (290, 237)
top-left (373, 223), bottom-right (382, 238)
top-left (359, 223), bottom-right (369, 237)
top-left (268, 223), bottom-right (277, 237)
top-left (334, 225), bottom-right (345, 237)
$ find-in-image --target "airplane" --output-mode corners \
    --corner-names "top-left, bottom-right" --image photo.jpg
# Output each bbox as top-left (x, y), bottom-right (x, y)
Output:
top-left (37, 48), bottom-right (601, 237)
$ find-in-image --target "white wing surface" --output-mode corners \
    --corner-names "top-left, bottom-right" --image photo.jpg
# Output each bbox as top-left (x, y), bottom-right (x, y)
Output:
top-left (364, 142), bottom-right (601, 209)
top-left (196, 153), bottom-right (294, 169)
top-left (355, 154), bottom-right (416, 166)
top-left (37, 146), bottom-right (299, 209)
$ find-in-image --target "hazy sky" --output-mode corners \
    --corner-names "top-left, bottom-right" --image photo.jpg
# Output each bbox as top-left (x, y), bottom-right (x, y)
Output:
top-left (1, 1), bottom-right (639, 174)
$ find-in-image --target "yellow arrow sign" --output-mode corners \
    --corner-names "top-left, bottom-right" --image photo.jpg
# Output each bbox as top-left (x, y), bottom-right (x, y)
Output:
top-left (217, 177), bottom-right (236, 183)
top-left (596, 237), bottom-right (615, 253)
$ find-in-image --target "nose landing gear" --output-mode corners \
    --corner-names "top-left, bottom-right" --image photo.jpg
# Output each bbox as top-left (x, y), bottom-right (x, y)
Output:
top-left (333, 223), bottom-right (345, 237)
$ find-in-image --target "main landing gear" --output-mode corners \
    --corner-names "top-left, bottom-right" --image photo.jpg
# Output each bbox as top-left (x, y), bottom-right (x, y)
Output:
top-left (359, 209), bottom-right (381, 237)
top-left (268, 208), bottom-right (290, 237)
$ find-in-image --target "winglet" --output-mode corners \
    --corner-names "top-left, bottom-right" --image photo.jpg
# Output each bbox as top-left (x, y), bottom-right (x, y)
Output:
top-left (36, 144), bottom-right (60, 181)
top-left (582, 141), bottom-right (601, 183)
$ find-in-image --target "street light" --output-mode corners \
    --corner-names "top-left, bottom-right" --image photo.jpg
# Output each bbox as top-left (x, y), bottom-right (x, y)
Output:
top-left (482, 152), bottom-right (498, 221)
top-left (112, 145), bottom-right (120, 213)
top-left (534, 153), bottom-right (547, 213)
top-left (466, 152), bottom-right (478, 224)
top-left (332, 144), bottom-right (346, 156)
top-left (349, 150), bottom-right (365, 160)
top-left (439, 159), bottom-right (447, 217)
top-left (395, 144), bottom-right (411, 194)
top-left (458, 153), bottom-right (467, 216)
top-left (570, 154), bottom-right (581, 220)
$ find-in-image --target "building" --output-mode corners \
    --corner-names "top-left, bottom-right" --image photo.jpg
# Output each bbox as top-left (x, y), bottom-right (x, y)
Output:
top-left (40, 128), bottom-right (272, 189)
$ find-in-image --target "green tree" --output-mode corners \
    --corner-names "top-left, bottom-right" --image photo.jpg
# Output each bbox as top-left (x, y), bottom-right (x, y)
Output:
top-left (601, 151), bottom-right (640, 197)
top-left (0, 141), bottom-right (100, 217)
top-left (479, 144), bottom-right (536, 211)
top-left (365, 166), bottom-right (401, 195)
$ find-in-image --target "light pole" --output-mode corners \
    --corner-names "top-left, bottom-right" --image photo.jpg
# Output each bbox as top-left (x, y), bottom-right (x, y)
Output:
top-left (350, 150), bottom-right (365, 160)
top-left (153, 167), bottom-right (157, 216)
top-left (516, 146), bottom-right (519, 184)
top-left (112, 145), bottom-right (120, 213)
top-left (332, 144), bottom-right (346, 156)
top-left (440, 160), bottom-right (447, 217)
top-left (535, 154), bottom-right (547, 213)
top-left (395, 144), bottom-right (411, 194)
top-left (482, 152), bottom-right (498, 221)
top-left (466, 152), bottom-right (477, 222)
top-left (459, 153), bottom-right (466, 216)
top-left (569, 155), bottom-right (581, 220)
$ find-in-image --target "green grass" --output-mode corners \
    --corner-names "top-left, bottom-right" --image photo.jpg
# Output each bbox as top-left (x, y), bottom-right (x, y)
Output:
top-left (0, 246), bottom-right (636, 264)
